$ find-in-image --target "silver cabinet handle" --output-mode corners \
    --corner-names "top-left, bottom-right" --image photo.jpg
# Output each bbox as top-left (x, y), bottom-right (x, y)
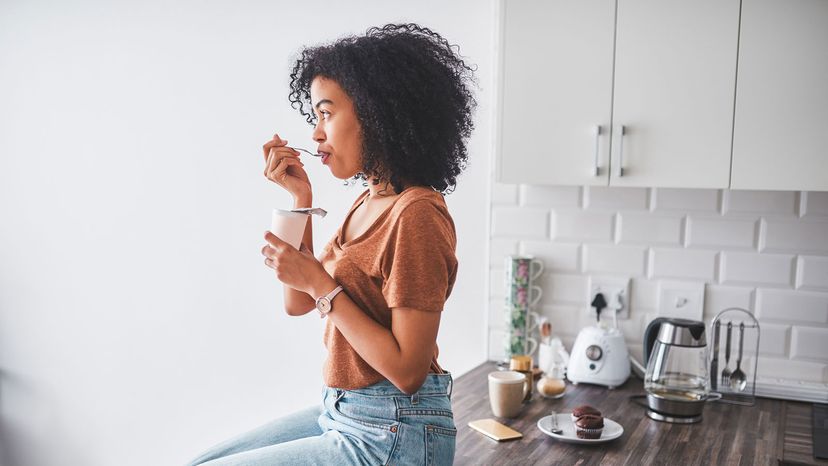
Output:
top-left (592, 125), bottom-right (601, 176)
top-left (617, 125), bottom-right (626, 177)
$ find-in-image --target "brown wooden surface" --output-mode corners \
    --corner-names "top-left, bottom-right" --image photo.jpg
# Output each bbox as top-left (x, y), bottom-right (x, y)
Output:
top-left (781, 402), bottom-right (828, 466)
top-left (451, 361), bottom-right (823, 466)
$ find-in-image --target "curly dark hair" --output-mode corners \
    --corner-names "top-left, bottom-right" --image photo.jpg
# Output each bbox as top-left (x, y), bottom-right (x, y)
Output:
top-left (288, 23), bottom-right (477, 195)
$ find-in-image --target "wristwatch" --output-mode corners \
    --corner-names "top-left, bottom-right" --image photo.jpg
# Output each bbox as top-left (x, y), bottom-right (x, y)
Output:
top-left (315, 285), bottom-right (343, 318)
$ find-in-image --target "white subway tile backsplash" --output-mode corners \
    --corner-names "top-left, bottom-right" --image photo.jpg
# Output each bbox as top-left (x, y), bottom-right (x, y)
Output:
top-left (799, 256), bottom-right (828, 291)
top-left (521, 185), bottom-right (582, 208)
top-left (489, 298), bottom-right (508, 330)
top-left (791, 327), bottom-right (828, 360)
top-left (619, 213), bottom-right (683, 246)
top-left (585, 186), bottom-right (649, 211)
top-left (804, 192), bottom-right (828, 217)
top-left (726, 190), bottom-right (797, 216)
top-left (756, 357), bottom-right (827, 383)
top-left (722, 252), bottom-right (795, 286)
top-left (687, 216), bottom-right (758, 250)
top-left (488, 328), bottom-right (507, 361)
top-left (755, 323), bottom-right (790, 357)
top-left (489, 239), bottom-right (518, 265)
top-left (540, 304), bottom-right (588, 337)
top-left (490, 267), bottom-right (506, 299)
top-left (631, 278), bottom-right (659, 311)
top-left (551, 211), bottom-right (614, 242)
top-left (584, 245), bottom-right (647, 276)
top-left (704, 285), bottom-right (754, 318)
top-left (764, 219), bottom-right (828, 254)
top-left (651, 248), bottom-right (717, 281)
top-left (539, 273), bottom-right (588, 305)
top-left (653, 188), bottom-right (720, 213)
top-left (756, 289), bottom-right (828, 324)
top-left (491, 206), bottom-right (549, 238)
top-left (519, 241), bottom-right (580, 273)
top-left (492, 182), bottom-right (519, 205)
top-left (489, 186), bottom-right (828, 385)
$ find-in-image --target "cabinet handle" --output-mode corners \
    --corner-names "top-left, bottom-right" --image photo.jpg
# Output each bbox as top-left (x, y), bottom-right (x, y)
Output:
top-left (617, 125), bottom-right (626, 177)
top-left (592, 125), bottom-right (601, 176)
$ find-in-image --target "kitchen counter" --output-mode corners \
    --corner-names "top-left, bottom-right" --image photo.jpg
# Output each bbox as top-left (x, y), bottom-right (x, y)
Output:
top-left (452, 362), bottom-right (827, 465)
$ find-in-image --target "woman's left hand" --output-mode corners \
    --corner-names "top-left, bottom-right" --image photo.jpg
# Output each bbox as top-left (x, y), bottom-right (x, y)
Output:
top-left (261, 231), bottom-right (333, 295)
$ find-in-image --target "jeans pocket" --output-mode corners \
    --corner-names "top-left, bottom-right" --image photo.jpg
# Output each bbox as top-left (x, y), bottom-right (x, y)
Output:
top-left (332, 392), bottom-right (398, 432)
top-left (424, 425), bottom-right (456, 466)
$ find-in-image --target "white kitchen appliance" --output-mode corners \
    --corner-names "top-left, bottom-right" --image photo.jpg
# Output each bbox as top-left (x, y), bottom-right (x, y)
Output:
top-left (567, 324), bottom-right (631, 388)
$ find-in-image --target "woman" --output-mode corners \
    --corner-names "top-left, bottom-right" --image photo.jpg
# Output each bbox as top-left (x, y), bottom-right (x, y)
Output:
top-left (187, 23), bottom-right (475, 465)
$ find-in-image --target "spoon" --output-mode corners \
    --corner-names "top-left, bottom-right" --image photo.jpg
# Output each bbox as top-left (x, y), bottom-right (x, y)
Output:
top-left (289, 146), bottom-right (323, 157)
top-left (721, 321), bottom-right (732, 388)
top-left (730, 322), bottom-right (748, 392)
top-left (548, 410), bottom-right (563, 435)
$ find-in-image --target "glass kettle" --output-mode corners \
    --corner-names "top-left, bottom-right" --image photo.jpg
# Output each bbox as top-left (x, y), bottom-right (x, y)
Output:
top-left (642, 318), bottom-right (716, 423)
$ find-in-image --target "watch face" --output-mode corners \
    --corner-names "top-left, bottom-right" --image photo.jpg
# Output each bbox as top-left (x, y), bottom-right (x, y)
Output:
top-left (317, 297), bottom-right (332, 314)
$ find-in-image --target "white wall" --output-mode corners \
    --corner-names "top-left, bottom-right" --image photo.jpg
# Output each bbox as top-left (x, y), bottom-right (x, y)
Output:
top-left (488, 185), bottom-right (828, 399)
top-left (0, 1), bottom-right (494, 465)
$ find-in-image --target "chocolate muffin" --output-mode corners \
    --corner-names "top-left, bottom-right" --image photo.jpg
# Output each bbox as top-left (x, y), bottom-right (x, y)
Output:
top-left (571, 405), bottom-right (602, 423)
top-left (574, 414), bottom-right (604, 439)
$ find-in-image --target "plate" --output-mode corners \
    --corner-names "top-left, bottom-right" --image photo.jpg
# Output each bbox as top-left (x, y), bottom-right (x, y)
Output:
top-left (537, 414), bottom-right (624, 444)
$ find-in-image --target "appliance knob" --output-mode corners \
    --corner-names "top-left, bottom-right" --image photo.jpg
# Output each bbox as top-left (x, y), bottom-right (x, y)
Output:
top-left (586, 345), bottom-right (603, 361)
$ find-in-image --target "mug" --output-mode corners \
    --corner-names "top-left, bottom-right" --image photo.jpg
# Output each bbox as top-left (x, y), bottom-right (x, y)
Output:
top-left (505, 332), bottom-right (538, 358)
top-left (505, 256), bottom-right (544, 285)
top-left (488, 371), bottom-right (529, 418)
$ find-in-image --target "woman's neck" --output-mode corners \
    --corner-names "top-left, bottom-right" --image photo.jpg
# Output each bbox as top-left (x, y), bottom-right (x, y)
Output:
top-left (367, 179), bottom-right (400, 198)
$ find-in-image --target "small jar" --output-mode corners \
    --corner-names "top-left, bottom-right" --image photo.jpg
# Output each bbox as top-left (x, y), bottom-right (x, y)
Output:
top-left (509, 355), bottom-right (533, 401)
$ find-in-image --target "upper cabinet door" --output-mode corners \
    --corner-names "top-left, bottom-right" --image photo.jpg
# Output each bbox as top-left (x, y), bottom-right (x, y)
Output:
top-left (498, 0), bottom-right (616, 185)
top-left (731, 0), bottom-right (828, 191)
top-left (610, 0), bottom-right (740, 188)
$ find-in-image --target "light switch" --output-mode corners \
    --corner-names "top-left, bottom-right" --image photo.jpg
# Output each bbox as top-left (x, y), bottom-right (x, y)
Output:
top-left (657, 280), bottom-right (705, 321)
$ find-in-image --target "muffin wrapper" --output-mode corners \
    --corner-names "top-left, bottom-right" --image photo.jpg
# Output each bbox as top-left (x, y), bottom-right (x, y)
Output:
top-left (575, 427), bottom-right (604, 439)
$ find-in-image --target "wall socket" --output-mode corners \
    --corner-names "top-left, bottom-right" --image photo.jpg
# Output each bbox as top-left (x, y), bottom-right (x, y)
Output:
top-left (657, 280), bottom-right (705, 321)
top-left (587, 276), bottom-right (631, 320)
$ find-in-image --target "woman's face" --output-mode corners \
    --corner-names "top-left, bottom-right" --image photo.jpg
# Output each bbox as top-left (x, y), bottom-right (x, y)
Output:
top-left (310, 77), bottom-right (363, 180)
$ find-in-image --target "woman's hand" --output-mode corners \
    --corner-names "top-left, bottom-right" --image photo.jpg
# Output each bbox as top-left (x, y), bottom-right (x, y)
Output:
top-left (261, 231), bottom-right (336, 296)
top-left (262, 133), bottom-right (312, 203)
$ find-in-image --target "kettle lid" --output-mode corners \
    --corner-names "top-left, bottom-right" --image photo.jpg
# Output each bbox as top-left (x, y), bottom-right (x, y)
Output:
top-left (656, 318), bottom-right (706, 348)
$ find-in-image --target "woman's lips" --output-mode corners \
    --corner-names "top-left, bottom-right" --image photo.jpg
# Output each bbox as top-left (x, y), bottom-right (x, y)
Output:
top-left (319, 151), bottom-right (331, 164)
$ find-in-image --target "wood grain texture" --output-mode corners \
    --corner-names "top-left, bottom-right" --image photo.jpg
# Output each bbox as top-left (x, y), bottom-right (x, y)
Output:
top-left (452, 362), bottom-right (801, 465)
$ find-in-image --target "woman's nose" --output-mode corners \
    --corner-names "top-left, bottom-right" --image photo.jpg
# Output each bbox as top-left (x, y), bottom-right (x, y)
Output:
top-left (312, 124), bottom-right (325, 142)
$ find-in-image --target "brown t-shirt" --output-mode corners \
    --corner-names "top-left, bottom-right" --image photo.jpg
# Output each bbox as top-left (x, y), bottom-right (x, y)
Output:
top-left (318, 186), bottom-right (458, 389)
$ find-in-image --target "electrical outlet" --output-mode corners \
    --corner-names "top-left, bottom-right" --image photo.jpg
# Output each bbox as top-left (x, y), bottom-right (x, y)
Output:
top-left (587, 276), bottom-right (631, 320)
top-left (657, 280), bottom-right (705, 321)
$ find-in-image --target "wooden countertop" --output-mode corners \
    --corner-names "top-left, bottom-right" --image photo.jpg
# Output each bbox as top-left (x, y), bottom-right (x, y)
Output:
top-left (452, 362), bottom-right (827, 466)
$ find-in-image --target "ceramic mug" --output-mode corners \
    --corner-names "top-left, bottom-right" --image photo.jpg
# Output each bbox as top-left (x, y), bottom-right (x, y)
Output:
top-left (488, 371), bottom-right (529, 418)
top-left (505, 255), bottom-right (544, 285)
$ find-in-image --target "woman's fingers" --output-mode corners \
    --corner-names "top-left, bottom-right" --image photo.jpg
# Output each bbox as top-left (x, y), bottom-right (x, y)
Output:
top-left (268, 157), bottom-right (305, 183)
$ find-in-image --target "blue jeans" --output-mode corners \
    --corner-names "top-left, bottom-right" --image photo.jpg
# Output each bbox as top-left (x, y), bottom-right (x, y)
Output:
top-left (186, 374), bottom-right (456, 466)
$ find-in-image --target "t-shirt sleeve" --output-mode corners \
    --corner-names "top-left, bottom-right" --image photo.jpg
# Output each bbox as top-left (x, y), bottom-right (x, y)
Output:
top-left (381, 199), bottom-right (458, 312)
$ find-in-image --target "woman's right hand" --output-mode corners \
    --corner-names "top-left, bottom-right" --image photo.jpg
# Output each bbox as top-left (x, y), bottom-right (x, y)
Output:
top-left (262, 133), bottom-right (312, 202)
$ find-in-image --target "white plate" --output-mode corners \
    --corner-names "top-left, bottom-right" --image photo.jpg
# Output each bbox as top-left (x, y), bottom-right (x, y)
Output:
top-left (537, 414), bottom-right (624, 444)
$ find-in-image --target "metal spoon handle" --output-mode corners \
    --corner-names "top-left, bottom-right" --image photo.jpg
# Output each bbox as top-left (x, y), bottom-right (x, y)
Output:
top-left (289, 146), bottom-right (323, 157)
top-left (737, 322), bottom-right (744, 366)
top-left (725, 322), bottom-right (732, 364)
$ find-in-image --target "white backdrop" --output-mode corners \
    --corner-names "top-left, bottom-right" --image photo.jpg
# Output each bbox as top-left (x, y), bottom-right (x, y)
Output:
top-left (0, 1), bottom-right (493, 464)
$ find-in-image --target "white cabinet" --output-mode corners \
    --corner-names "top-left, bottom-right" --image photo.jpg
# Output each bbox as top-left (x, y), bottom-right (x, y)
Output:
top-left (498, 0), bottom-right (616, 186)
top-left (497, 0), bottom-right (741, 188)
top-left (731, 0), bottom-right (828, 191)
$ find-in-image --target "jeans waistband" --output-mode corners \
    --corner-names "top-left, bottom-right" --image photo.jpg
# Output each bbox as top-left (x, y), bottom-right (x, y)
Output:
top-left (341, 373), bottom-right (453, 397)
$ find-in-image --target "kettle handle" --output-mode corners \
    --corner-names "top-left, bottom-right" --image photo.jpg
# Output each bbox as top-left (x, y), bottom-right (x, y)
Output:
top-left (643, 317), bottom-right (672, 366)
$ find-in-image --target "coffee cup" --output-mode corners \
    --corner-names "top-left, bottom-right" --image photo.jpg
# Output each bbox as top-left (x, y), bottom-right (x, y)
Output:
top-left (270, 209), bottom-right (308, 250)
top-left (488, 371), bottom-right (529, 418)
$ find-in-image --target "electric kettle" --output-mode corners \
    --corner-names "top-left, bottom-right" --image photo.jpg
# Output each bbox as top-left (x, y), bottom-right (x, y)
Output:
top-left (642, 318), bottom-right (720, 423)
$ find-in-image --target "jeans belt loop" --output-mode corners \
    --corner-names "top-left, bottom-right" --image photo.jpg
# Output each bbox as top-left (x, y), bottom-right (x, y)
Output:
top-left (411, 392), bottom-right (419, 405)
top-left (447, 374), bottom-right (454, 398)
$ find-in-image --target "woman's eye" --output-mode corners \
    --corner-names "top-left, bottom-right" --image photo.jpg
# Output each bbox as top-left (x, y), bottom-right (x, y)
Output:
top-left (320, 110), bottom-right (331, 120)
